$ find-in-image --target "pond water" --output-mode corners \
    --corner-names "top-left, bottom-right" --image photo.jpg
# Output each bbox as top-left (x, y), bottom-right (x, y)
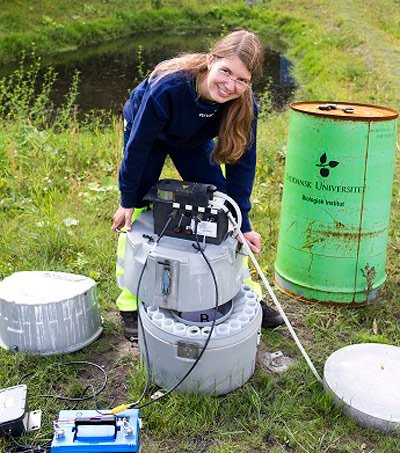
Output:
top-left (0, 31), bottom-right (296, 116)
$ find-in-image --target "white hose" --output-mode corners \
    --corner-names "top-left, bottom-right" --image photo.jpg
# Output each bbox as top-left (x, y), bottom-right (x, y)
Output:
top-left (216, 194), bottom-right (322, 383)
top-left (210, 191), bottom-right (243, 230)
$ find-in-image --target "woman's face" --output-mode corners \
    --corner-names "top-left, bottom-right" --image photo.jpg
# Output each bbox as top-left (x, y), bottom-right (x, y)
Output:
top-left (199, 54), bottom-right (252, 103)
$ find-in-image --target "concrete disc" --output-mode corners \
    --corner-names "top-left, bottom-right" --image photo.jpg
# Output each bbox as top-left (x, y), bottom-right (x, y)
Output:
top-left (323, 343), bottom-right (400, 432)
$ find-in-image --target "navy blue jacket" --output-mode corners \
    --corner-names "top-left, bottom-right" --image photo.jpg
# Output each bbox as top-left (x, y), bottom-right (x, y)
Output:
top-left (120, 72), bottom-right (257, 232)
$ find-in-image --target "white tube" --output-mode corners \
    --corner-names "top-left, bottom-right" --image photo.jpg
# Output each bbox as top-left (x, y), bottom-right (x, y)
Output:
top-left (201, 327), bottom-right (211, 338)
top-left (161, 318), bottom-right (174, 332)
top-left (173, 323), bottom-right (187, 336)
top-left (187, 326), bottom-right (201, 338)
top-left (216, 324), bottom-right (230, 337)
top-left (227, 209), bottom-right (323, 383)
top-left (237, 313), bottom-right (250, 327)
top-left (246, 299), bottom-right (258, 309)
top-left (241, 283), bottom-right (252, 292)
top-left (244, 307), bottom-right (256, 318)
top-left (152, 312), bottom-right (164, 326)
top-left (210, 191), bottom-right (243, 230)
top-left (147, 306), bottom-right (159, 318)
top-left (245, 292), bottom-right (257, 301)
top-left (229, 320), bottom-right (241, 334)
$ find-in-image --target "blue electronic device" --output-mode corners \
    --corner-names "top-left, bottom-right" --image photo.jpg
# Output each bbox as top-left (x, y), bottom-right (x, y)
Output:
top-left (50, 409), bottom-right (141, 452)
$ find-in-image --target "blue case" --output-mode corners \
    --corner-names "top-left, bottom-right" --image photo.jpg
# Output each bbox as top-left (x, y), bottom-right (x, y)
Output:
top-left (50, 409), bottom-right (140, 452)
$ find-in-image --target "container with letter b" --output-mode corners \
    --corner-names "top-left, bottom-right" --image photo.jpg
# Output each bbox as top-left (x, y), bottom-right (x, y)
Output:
top-left (275, 102), bottom-right (399, 305)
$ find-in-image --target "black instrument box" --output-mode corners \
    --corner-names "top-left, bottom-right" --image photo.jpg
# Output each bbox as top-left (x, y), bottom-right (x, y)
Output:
top-left (144, 179), bottom-right (229, 245)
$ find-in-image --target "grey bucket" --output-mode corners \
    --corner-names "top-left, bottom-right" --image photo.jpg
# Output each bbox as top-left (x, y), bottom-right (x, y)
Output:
top-left (138, 284), bottom-right (262, 395)
top-left (0, 271), bottom-right (103, 355)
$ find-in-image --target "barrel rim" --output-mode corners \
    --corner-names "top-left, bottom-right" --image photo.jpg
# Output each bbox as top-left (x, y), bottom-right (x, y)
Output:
top-left (290, 101), bottom-right (399, 121)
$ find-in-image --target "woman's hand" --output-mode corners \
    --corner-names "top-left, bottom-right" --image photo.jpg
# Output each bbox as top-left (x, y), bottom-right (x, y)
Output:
top-left (243, 230), bottom-right (261, 254)
top-left (112, 206), bottom-right (134, 232)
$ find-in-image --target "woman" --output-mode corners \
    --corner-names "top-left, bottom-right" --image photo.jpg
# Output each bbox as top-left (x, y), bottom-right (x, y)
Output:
top-left (112, 30), bottom-right (283, 339)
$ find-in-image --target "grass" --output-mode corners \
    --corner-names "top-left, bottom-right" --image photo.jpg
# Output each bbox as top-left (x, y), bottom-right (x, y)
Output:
top-left (0, 1), bottom-right (257, 65)
top-left (0, 1), bottom-right (400, 452)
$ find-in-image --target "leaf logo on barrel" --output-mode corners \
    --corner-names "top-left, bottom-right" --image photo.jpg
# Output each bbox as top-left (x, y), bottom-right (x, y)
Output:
top-left (316, 153), bottom-right (339, 177)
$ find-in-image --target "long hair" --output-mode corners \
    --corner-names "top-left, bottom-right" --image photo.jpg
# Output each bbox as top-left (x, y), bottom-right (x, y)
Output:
top-left (150, 30), bottom-right (264, 164)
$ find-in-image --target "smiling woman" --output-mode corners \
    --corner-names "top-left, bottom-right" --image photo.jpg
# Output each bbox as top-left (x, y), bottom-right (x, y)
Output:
top-left (113, 30), bottom-right (264, 233)
top-left (111, 29), bottom-right (284, 339)
top-left (198, 55), bottom-right (252, 102)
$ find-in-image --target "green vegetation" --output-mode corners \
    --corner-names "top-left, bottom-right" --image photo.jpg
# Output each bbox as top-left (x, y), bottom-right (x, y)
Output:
top-left (0, 1), bottom-right (258, 65)
top-left (0, 1), bottom-right (399, 452)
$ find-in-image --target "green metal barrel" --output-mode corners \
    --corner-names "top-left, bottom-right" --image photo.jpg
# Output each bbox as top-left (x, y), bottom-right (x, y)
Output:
top-left (275, 102), bottom-right (399, 305)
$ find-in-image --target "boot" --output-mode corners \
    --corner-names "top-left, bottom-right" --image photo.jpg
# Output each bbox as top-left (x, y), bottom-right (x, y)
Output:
top-left (260, 300), bottom-right (285, 328)
top-left (120, 311), bottom-right (138, 341)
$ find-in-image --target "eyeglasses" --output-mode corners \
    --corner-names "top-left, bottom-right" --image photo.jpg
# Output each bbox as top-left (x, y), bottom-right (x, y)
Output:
top-left (217, 67), bottom-right (252, 91)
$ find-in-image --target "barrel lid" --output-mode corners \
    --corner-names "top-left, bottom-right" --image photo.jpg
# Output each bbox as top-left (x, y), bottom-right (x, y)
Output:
top-left (290, 101), bottom-right (399, 121)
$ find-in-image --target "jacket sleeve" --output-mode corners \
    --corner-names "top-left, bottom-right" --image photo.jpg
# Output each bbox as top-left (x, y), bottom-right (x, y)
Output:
top-left (225, 104), bottom-right (258, 233)
top-left (119, 84), bottom-right (169, 208)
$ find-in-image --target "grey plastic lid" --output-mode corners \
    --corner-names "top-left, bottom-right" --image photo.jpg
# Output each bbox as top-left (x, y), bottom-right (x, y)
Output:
top-left (0, 271), bottom-right (95, 304)
top-left (323, 343), bottom-right (400, 432)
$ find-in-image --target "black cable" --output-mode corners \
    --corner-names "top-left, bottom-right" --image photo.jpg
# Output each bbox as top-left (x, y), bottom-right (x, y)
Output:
top-left (4, 437), bottom-right (52, 453)
top-left (8, 363), bottom-right (107, 452)
top-left (18, 360), bottom-right (108, 403)
top-left (4, 446), bottom-right (49, 453)
top-left (133, 213), bottom-right (219, 410)
top-left (130, 256), bottom-right (151, 406)
top-left (98, 214), bottom-right (174, 416)
top-left (12, 214), bottom-right (176, 418)
top-left (156, 211), bottom-right (176, 242)
top-left (39, 361), bottom-right (108, 402)
top-left (126, 212), bottom-right (176, 409)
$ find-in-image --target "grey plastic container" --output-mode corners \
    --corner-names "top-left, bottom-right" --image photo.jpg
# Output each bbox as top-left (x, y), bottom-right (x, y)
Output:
top-left (138, 284), bottom-right (262, 395)
top-left (0, 272), bottom-right (103, 355)
top-left (124, 210), bottom-right (244, 311)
